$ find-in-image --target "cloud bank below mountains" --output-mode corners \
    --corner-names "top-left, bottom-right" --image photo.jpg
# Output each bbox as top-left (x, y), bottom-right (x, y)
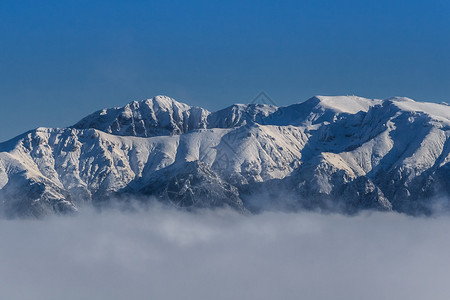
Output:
top-left (1, 206), bottom-right (450, 300)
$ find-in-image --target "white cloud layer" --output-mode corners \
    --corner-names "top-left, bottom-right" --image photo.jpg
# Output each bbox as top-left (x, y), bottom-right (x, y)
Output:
top-left (1, 206), bottom-right (450, 300)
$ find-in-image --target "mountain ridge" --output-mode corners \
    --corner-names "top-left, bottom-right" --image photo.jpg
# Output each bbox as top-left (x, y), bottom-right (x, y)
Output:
top-left (1, 95), bottom-right (449, 218)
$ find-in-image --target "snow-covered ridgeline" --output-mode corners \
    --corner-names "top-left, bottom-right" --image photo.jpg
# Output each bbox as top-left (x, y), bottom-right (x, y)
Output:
top-left (1, 95), bottom-right (449, 217)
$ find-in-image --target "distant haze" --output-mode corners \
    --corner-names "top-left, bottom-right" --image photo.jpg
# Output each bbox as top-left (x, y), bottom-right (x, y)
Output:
top-left (1, 207), bottom-right (450, 300)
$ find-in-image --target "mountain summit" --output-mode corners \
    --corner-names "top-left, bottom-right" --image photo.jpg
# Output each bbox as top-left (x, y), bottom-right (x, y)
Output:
top-left (1, 95), bottom-right (449, 218)
top-left (73, 95), bottom-right (210, 137)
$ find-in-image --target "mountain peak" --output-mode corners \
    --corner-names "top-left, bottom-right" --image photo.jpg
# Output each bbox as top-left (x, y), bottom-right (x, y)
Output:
top-left (2, 94), bottom-right (450, 217)
top-left (145, 95), bottom-right (192, 110)
top-left (309, 95), bottom-right (383, 114)
top-left (386, 96), bottom-right (415, 102)
top-left (73, 94), bottom-right (448, 139)
top-left (392, 99), bottom-right (450, 122)
top-left (73, 95), bottom-right (209, 137)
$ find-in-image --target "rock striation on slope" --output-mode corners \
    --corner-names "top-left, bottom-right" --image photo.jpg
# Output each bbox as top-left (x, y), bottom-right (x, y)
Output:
top-left (1, 95), bottom-right (449, 217)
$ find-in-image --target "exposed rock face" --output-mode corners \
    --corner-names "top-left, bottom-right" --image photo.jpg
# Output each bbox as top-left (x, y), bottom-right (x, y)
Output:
top-left (1, 94), bottom-right (450, 217)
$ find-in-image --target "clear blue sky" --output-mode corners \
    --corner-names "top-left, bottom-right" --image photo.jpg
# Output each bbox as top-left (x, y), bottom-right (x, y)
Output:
top-left (0, 0), bottom-right (449, 141)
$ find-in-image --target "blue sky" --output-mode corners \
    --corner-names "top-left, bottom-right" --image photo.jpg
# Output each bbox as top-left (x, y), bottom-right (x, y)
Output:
top-left (0, 0), bottom-right (449, 141)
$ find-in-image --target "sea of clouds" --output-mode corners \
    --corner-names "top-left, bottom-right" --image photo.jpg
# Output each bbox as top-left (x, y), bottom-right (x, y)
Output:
top-left (1, 204), bottom-right (450, 300)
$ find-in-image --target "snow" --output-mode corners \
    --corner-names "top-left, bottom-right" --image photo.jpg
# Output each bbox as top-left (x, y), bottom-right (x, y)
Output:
top-left (73, 95), bottom-right (210, 138)
top-left (1, 94), bottom-right (450, 217)
top-left (314, 95), bottom-right (383, 114)
top-left (388, 97), bottom-right (450, 123)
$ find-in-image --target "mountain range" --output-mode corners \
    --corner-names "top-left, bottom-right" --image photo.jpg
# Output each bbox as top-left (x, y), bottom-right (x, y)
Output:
top-left (1, 95), bottom-right (449, 218)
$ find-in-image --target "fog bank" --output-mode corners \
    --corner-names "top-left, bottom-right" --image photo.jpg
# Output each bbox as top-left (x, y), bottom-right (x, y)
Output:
top-left (1, 207), bottom-right (449, 300)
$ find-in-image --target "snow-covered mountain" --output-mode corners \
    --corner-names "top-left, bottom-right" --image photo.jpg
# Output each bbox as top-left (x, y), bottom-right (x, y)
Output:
top-left (1, 95), bottom-right (450, 218)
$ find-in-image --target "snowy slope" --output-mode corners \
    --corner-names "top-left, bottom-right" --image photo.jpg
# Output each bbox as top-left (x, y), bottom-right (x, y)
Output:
top-left (73, 95), bottom-right (210, 137)
top-left (1, 95), bottom-right (449, 217)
